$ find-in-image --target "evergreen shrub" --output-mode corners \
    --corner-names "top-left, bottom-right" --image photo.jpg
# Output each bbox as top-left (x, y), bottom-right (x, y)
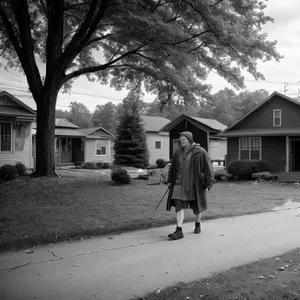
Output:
top-left (226, 160), bottom-right (271, 180)
top-left (111, 168), bottom-right (131, 184)
top-left (0, 164), bottom-right (18, 181)
top-left (15, 162), bottom-right (27, 175)
top-left (156, 158), bottom-right (166, 168)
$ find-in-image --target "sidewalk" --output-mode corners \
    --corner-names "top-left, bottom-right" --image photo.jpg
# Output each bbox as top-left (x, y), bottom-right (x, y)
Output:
top-left (1, 201), bottom-right (300, 300)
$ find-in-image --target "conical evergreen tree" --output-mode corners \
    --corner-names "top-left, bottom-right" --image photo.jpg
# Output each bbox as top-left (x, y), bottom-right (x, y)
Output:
top-left (113, 85), bottom-right (149, 168)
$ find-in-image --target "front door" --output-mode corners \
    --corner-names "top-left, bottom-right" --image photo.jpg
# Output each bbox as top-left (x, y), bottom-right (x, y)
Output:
top-left (55, 137), bottom-right (72, 164)
top-left (291, 140), bottom-right (300, 171)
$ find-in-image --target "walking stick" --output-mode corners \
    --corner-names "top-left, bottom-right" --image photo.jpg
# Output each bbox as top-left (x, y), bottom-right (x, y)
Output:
top-left (155, 186), bottom-right (170, 210)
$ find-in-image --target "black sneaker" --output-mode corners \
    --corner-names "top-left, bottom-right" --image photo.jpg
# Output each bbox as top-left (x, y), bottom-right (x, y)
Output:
top-left (168, 227), bottom-right (184, 240)
top-left (194, 222), bottom-right (201, 234)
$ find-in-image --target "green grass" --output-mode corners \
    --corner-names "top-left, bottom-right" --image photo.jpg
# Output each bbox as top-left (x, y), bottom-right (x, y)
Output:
top-left (0, 169), bottom-right (299, 252)
top-left (140, 249), bottom-right (300, 300)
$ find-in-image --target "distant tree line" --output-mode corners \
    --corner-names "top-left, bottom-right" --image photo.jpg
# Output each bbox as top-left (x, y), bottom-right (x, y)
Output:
top-left (56, 88), bottom-right (269, 133)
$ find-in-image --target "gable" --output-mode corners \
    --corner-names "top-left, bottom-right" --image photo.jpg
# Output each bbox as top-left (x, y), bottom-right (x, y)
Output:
top-left (55, 118), bottom-right (79, 128)
top-left (160, 114), bottom-right (222, 133)
top-left (79, 127), bottom-right (115, 139)
top-left (140, 116), bottom-right (170, 132)
top-left (0, 91), bottom-right (36, 119)
top-left (232, 94), bottom-right (300, 131)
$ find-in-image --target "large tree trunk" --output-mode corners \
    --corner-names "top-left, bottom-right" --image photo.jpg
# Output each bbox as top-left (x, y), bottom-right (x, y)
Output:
top-left (34, 90), bottom-right (58, 177)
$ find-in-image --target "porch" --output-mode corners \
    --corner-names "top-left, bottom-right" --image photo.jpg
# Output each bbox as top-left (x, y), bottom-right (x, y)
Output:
top-left (272, 171), bottom-right (300, 183)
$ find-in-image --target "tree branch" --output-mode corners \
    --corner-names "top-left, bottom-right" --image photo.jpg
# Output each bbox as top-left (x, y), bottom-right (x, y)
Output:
top-left (45, 0), bottom-right (65, 82)
top-left (38, 0), bottom-right (47, 15)
top-left (62, 41), bottom-right (149, 83)
top-left (58, 0), bottom-right (110, 73)
top-left (0, 3), bottom-right (22, 57)
top-left (210, 0), bottom-right (224, 7)
top-left (8, 0), bottom-right (43, 100)
top-left (166, 30), bottom-right (210, 45)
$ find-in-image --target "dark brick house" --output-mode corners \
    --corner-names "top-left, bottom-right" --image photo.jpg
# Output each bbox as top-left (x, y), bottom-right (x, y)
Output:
top-left (218, 91), bottom-right (300, 172)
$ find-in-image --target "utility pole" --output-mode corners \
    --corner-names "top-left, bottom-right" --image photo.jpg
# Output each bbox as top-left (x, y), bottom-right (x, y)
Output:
top-left (283, 82), bottom-right (288, 95)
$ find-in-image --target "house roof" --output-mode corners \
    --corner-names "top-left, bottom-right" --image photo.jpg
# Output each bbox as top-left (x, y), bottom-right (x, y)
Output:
top-left (0, 106), bottom-right (36, 118)
top-left (219, 91), bottom-right (300, 137)
top-left (189, 117), bottom-right (227, 131)
top-left (140, 116), bottom-right (171, 132)
top-left (55, 128), bottom-right (86, 137)
top-left (79, 127), bottom-right (115, 139)
top-left (159, 114), bottom-right (226, 133)
top-left (55, 118), bottom-right (79, 128)
top-left (0, 91), bottom-right (36, 117)
top-left (219, 127), bottom-right (300, 137)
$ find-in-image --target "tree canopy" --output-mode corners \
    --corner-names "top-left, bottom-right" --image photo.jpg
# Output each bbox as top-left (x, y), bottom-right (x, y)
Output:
top-left (0, 0), bottom-right (282, 176)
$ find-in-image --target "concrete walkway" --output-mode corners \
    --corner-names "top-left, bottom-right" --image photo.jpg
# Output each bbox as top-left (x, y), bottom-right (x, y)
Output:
top-left (1, 201), bottom-right (300, 300)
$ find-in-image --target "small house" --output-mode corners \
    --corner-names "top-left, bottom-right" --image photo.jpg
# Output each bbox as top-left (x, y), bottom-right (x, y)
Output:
top-left (218, 91), bottom-right (300, 172)
top-left (159, 114), bottom-right (227, 162)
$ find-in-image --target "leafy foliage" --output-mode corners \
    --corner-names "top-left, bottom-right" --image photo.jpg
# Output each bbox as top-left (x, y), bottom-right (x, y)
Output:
top-left (0, 164), bottom-right (18, 181)
top-left (111, 168), bottom-right (131, 184)
top-left (156, 159), bottom-right (166, 169)
top-left (15, 162), bottom-right (26, 175)
top-left (68, 102), bottom-right (92, 128)
top-left (91, 102), bottom-right (116, 132)
top-left (0, 0), bottom-right (282, 176)
top-left (226, 160), bottom-right (271, 180)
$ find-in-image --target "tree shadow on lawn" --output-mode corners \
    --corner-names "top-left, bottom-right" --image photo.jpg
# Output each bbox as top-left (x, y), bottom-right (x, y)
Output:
top-left (0, 175), bottom-right (300, 252)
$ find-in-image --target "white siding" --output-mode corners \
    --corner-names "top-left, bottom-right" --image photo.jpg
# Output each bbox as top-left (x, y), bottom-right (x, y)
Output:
top-left (146, 132), bottom-right (170, 165)
top-left (0, 122), bottom-right (33, 168)
top-left (84, 138), bottom-right (113, 163)
top-left (209, 139), bottom-right (227, 161)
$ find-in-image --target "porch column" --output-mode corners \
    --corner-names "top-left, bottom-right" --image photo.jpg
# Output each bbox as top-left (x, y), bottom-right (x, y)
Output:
top-left (207, 132), bottom-right (210, 154)
top-left (285, 136), bottom-right (289, 172)
top-left (108, 139), bottom-right (111, 163)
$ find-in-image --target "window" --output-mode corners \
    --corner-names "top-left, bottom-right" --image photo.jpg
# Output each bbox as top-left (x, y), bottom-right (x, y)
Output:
top-left (239, 137), bottom-right (261, 160)
top-left (96, 140), bottom-right (107, 155)
top-left (0, 122), bottom-right (12, 152)
top-left (273, 109), bottom-right (282, 127)
top-left (155, 141), bottom-right (161, 149)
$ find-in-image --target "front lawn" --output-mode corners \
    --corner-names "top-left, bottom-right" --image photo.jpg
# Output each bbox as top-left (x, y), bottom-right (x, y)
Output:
top-left (0, 169), bottom-right (299, 251)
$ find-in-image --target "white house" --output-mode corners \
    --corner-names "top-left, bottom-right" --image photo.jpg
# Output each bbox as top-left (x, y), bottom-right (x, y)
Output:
top-left (0, 91), bottom-right (36, 169)
top-left (78, 127), bottom-right (115, 164)
top-left (140, 116), bottom-right (170, 165)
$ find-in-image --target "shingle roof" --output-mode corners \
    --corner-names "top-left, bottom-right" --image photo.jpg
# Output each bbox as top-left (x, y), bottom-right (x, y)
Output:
top-left (55, 118), bottom-right (79, 128)
top-left (190, 117), bottom-right (227, 131)
top-left (79, 127), bottom-right (115, 138)
top-left (159, 114), bottom-right (227, 133)
top-left (0, 106), bottom-right (36, 117)
top-left (218, 127), bottom-right (300, 137)
top-left (140, 116), bottom-right (170, 132)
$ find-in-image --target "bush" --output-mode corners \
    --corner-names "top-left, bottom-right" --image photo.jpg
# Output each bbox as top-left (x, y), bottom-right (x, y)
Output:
top-left (156, 158), bottom-right (166, 168)
top-left (103, 162), bottom-right (110, 169)
top-left (111, 168), bottom-right (131, 184)
top-left (0, 164), bottom-right (18, 181)
top-left (82, 162), bottom-right (97, 169)
top-left (226, 160), bottom-right (271, 180)
top-left (96, 161), bottom-right (104, 169)
top-left (15, 162), bottom-right (26, 175)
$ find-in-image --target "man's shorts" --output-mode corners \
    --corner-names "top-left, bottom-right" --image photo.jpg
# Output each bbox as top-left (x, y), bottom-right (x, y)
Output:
top-left (173, 199), bottom-right (200, 214)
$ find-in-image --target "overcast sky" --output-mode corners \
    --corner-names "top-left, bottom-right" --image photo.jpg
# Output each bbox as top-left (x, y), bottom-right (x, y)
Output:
top-left (1, 0), bottom-right (300, 112)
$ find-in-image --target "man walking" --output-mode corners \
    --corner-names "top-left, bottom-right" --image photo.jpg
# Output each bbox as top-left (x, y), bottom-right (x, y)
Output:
top-left (166, 131), bottom-right (214, 240)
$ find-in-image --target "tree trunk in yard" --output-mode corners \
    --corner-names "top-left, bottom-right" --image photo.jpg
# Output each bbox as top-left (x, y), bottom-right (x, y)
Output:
top-left (34, 91), bottom-right (58, 177)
